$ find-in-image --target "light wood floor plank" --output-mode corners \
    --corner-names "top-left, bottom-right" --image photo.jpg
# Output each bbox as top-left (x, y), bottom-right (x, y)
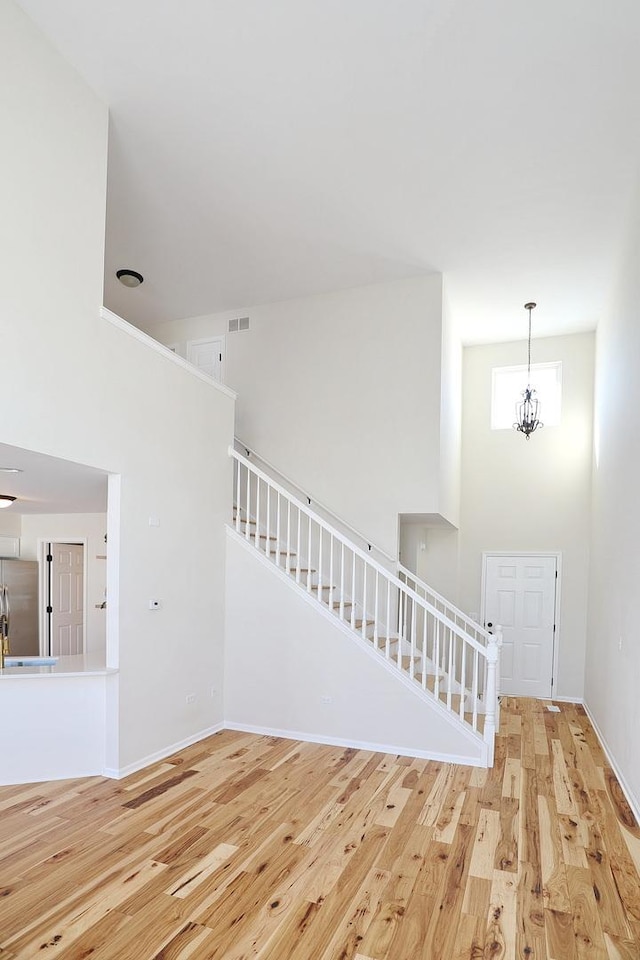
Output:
top-left (1, 699), bottom-right (639, 959)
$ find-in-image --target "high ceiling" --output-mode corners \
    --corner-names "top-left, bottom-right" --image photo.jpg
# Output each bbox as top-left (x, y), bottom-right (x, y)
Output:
top-left (16, 0), bottom-right (640, 342)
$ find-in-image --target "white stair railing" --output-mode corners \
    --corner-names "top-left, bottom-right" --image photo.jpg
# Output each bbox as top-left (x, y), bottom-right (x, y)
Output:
top-left (233, 437), bottom-right (397, 570)
top-left (397, 564), bottom-right (489, 649)
top-left (230, 448), bottom-right (501, 761)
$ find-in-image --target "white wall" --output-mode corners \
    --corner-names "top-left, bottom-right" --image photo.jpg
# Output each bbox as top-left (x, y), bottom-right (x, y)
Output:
top-left (225, 531), bottom-right (486, 765)
top-left (20, 513), bottom-right (108, 653)
top-left (417, 525), bottom-right (460, 605)
top-left (151, 275), bottom-right (445, 557)
top-left (458, 333), bottom-right (595, 699)
top-left (439, 284), bottom-right (462, 527)
top-left (0, 0), bottom-right (235, 774)
top-left (586, 211), bottom-right (640, 814)
top-left (0, 676), bottom-right (106, 784)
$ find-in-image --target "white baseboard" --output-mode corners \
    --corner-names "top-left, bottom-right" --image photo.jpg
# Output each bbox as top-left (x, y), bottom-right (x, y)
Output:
top-left (224, 720), bottom-right (487, 768)
top-left (103, 723), bottom-right (224, 780)
top-left (551, 695), bottom-right (584, 704)
top-left (582, 701), bottom-right (640, 826)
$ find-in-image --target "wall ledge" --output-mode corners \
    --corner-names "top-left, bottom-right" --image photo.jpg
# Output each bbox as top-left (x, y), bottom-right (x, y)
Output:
top-left (100, 306), bottom-right (237, 400)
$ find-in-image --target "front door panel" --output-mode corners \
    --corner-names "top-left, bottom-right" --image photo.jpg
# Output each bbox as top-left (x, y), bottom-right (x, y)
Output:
top-left (484, 555), bottom-right (556, 698)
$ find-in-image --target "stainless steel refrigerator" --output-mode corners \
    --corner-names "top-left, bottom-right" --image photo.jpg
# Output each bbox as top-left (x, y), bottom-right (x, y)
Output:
top-left (0, 559), bottom-right (39, 656)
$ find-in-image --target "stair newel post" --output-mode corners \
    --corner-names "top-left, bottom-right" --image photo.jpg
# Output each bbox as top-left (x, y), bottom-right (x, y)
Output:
top-left (494, 625), bottom-right (503, 730)
top-left (484, 634), bottom-right (500, 766)
top-left (472, 648), bottom-right (479, 731)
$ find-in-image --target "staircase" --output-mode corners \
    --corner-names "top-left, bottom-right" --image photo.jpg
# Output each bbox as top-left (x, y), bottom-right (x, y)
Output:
top-left (229, 447), bottom-right (502, 766)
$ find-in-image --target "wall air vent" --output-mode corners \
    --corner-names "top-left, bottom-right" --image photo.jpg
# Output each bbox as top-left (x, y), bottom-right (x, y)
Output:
top-left (228, 316), bottom-right (250, 333)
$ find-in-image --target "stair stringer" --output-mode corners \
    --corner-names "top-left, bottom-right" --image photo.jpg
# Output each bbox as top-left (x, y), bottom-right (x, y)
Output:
top-left (225, 528), bottom-right (489, 767)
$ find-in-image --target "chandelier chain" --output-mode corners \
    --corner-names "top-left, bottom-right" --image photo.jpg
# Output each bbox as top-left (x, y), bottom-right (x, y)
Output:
top-left (514, 301), bottom-right (542, 439)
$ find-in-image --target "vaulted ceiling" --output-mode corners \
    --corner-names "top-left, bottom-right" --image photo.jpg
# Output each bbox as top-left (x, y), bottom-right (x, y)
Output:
top-left (16, 0), bottom-right (640, 342)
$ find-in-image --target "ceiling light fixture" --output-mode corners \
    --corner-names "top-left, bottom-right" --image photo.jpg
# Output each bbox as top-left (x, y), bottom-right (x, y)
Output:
top-left (0, 496), bottom-right (16, 509)
top-left (513, 302), bottom-right (543, 440)
top-left (116, 269), bottom-right (144, 288)
top-left (0, 467), bottom-right (22, 474)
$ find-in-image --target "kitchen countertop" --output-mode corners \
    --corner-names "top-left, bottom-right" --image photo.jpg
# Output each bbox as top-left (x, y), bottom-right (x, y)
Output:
top-left (0, 651), bottom-right (117, 679)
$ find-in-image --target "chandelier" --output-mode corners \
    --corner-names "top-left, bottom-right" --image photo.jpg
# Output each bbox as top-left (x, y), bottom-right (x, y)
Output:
top-left (514, 302), bottom-right (543, 439)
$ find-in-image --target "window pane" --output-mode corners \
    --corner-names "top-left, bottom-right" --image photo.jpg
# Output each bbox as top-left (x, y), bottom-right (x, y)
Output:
top-left (491, 362), bottom-right (562, 429)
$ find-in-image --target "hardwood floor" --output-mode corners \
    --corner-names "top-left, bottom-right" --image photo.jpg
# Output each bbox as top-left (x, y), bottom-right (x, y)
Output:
top-left (1, 699), bottom-right (639, 959)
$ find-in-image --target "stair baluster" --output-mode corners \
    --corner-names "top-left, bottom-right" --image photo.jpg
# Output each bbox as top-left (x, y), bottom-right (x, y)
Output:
top-left (229, 447), bottom-right (500, 765)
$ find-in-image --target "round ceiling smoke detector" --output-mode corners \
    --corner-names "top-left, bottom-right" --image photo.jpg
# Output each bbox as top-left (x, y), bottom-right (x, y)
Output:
top-left (116, 269), bottom-right (144, 288)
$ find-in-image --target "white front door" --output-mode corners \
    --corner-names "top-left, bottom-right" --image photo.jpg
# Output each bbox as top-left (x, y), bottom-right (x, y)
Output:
top-left (186, 337), bottom-right (224, 383)
top-left (50, 542), bottom-right (84, 657)
top-left (483, 554), bottom-right (557, 698)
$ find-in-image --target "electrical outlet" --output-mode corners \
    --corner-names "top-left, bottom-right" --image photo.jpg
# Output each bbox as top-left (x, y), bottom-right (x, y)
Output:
top-left (186, 694), bottom-right (196, 704)
top-left (321, 695), bottom-right (333, 704)
top-left (618, 635), bottom-right (623, 651)
top-left (210, 687), bottom-right (217, 698)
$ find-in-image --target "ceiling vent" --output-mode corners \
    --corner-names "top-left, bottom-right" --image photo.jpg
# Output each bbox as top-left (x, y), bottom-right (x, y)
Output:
top-left (228, 316), bottom-right (250, 333)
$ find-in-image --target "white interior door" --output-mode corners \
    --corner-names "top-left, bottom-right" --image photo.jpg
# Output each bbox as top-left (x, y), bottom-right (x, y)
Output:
top-left (483, 554), bottom-right (557, 698)
top-left (50, 542), bottom-right (84, 657)
top-left (186, 337), bottom-right (224, 382)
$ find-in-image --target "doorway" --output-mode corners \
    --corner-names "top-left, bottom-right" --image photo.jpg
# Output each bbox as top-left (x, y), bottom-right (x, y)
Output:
top-left (44, 541), bottom-right (86, 657)
top-left (482, 553), bottom-right (559, 699)
top-left (186, 336), bottom-right (225, 383)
